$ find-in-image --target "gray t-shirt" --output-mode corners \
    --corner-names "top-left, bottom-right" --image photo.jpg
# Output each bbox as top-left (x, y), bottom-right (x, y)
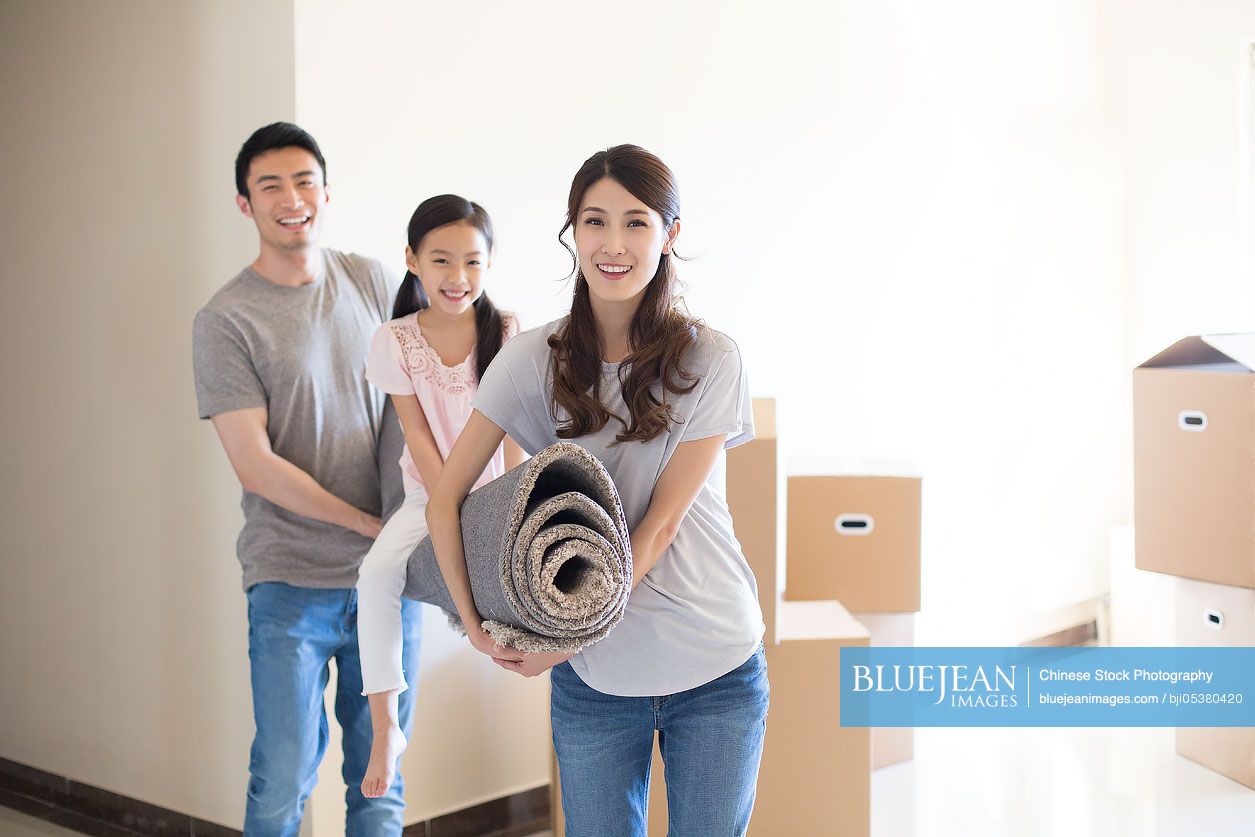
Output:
top-left (193, 250), bottom-right (393, 590)
top-left (472, 317), bottom-right (765, 696)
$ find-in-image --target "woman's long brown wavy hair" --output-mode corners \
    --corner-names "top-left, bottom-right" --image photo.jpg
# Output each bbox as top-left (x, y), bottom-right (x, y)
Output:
top-left (548, 145), bottom-right (701, 444)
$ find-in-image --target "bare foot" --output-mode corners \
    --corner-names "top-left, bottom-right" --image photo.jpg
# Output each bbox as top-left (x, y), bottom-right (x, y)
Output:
top-left (360, 723), bottom-right (407, 798)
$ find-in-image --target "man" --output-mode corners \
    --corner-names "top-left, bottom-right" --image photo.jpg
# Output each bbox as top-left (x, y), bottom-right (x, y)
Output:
top-left (193, 122), bottom-right (421, 835)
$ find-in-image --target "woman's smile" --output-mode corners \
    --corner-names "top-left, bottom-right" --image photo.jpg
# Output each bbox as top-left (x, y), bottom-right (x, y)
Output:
top-left (596, 263), bottom-right (632, 280)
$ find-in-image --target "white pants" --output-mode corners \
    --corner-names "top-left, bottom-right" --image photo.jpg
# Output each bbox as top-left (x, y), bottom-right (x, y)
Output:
top-left (356, 488), bottom-right (429, 695)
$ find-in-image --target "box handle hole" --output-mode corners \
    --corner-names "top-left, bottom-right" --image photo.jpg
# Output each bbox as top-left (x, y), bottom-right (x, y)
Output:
top-left (1204, 609), bottom-right (1223, 630)
top-left (834, 513), bottom-right (874, 536)
top-left (1178, 410), bottom-right (1207, 432)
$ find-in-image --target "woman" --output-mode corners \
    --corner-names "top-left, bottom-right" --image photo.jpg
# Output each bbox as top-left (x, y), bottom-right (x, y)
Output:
top-left (426, 144), bottom-right (768, 836)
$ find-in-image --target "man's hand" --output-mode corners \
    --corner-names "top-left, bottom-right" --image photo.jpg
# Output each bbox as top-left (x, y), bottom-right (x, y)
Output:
top-left (354, 511), bottom-right (383, 539)
top-left (493, 649), bottom-right (574, 678)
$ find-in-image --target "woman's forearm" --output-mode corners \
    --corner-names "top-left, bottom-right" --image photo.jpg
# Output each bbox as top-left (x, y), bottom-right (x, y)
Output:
top-left (424, 496), bottom-right (483, 628)
top-left (626, 435), bottom-right (724, 587)
top-left (629, 516), bottom-right (681, 588)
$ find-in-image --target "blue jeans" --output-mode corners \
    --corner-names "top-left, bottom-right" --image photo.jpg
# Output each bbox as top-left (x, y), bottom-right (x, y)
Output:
top-left (550, 644), bottom-right (769, 837)
top-left (244, 582), bottom-right (422, 837)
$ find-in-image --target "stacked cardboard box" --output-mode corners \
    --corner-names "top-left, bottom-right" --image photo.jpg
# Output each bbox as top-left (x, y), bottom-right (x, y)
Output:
top-left (551, 400), bottom-right (873, 836)
top-left (784, 473), bottom-right (922, 769)
top-left (1174, 578), bottom-right (1255, 787)
top-left (852, 612), bottom-right (915, 769)
top-left (1133, 334), bottom-right (1255, 789)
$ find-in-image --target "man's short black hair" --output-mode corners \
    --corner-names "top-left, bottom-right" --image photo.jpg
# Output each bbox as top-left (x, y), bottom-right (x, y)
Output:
top-left (234, 122), bottom-right (327, 199)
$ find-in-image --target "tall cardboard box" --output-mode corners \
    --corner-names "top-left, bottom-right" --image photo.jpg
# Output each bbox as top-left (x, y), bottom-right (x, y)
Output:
top-left (1134, 334), bottom-right (1255, 589)
top-left (551, 400), bottom-right (872, 836)
top-left (729, 398), bottom-right (785, 646)
top-left (853, 612), bottom-right (915, 769)
top-left (1174, 577), bottom-right (1255, 789)
top-left (550, 618), bottom-right (870, 837)
top-left (785, 475), bottom-right (921, 611)
top-left (639, 605), bottom-right (870, 837)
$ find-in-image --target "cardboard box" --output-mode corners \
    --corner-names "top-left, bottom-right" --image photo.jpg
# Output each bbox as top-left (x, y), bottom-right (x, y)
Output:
top-left (728, 399), bottom-right (785, 645)
top-left (550, 620), bottom-right (871, 837)
top-left (548, 603), bottom-right (871, 837)
top-left (649, 607), bottom-right (871, 837)
top-left (785, 475), bottom-right (921, 611)
top-left (1134, 334), bottom-right (1255, 589)
top-left (1174, 577), bottom-right (1255, 789)
top-left (853, 612), bottom-right (915, 769)
top-left (552, 400), bottom-right (872, 836)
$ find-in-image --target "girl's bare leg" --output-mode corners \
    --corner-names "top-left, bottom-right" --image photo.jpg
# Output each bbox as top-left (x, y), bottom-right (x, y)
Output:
top-left (361, 688), bottom-right (407, 798)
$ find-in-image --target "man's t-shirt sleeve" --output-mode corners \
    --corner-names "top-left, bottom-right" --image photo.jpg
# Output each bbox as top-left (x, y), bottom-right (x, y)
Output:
top-left (193, 309), bottom-right (267, 419)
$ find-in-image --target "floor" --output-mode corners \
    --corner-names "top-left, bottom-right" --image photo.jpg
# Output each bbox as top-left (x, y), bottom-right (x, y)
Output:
top-left (3, 727), bottom-right (1252, 836)
top-left (872, 726), bottom-right (1255, 836)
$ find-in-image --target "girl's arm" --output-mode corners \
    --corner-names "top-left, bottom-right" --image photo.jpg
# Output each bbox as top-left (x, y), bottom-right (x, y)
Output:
top-left (425, 409), bottom-right (525, 660)
top-left (497, 432), bottom-right (727, 678)
top-left (390, 393), bottom-right (445, 493)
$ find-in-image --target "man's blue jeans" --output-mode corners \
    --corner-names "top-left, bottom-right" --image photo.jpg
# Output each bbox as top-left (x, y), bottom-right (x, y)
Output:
top-left (243, 582), bottom-right (422, 836)
top-left (550, 643), bottom-right (769, 837)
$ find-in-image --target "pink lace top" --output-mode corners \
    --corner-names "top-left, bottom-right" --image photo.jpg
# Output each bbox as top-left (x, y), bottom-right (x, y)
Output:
top-left (366, 311), bottom-right (520, 497)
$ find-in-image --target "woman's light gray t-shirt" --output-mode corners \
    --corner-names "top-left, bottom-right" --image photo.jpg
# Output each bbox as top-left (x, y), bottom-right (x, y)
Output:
top-left (472, 317), bottom-right (765, 696)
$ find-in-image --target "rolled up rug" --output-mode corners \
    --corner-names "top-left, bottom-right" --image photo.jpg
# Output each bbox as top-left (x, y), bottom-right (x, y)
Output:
top-left (402, 442), bottom-right (634, 654)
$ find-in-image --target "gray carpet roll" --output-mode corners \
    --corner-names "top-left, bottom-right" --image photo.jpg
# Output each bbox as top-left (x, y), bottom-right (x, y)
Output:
top-left (401, 442), bottom-right (633, 654)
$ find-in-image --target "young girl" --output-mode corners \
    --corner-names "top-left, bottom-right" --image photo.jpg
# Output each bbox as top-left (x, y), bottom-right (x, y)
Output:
top-left (356, 195), bottom-right (524, 798)
top-left (426, 146), bottom-right (769, 836)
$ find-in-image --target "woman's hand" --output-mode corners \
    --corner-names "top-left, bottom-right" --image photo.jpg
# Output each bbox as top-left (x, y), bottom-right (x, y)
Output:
top-left (467, 622), bottom-right (525, 662)
top-left (493, 649), bottom-right (574, 678)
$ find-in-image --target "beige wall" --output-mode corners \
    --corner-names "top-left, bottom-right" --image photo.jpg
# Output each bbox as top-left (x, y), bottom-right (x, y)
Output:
top-left (0, 0), bottom-right (549, 829)
top-left (0, 0), bottom-right (295, 828)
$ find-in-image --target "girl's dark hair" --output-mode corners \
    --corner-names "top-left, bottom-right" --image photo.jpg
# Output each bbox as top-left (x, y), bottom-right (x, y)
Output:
top-left (549, 145), bottom-right (700, 445)
top-left (392, 195), bottom-right (504, 383)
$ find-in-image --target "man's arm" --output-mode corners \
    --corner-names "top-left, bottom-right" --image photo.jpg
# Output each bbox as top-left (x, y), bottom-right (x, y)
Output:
top-left (210, 406), bottom-right (382, 538)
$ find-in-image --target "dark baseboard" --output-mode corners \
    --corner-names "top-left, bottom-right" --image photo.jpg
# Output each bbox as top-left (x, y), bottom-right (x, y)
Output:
top-left (1020, 618), bottom-right (1099, 647)
top-left (405, 785), bottom-right (549, 837)
top-left (0, 756), bottom-right (549, 837)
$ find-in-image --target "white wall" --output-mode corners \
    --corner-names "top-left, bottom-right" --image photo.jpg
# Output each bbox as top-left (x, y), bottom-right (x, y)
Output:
top-left (294, 0), bottom-right (1128, 647)
top-left (1098, 0), bottom-right (1255, 655)
top-left (0, 0), bottom-right (295, 829)
top-left (1100, 0), bottom-right (1255, 359)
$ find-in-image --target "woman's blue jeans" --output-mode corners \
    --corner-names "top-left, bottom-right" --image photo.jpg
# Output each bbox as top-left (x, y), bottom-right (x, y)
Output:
top-left (550, 644), bottom-right (769, 837)
top-left (243, 581), bottom-right (422, 836)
